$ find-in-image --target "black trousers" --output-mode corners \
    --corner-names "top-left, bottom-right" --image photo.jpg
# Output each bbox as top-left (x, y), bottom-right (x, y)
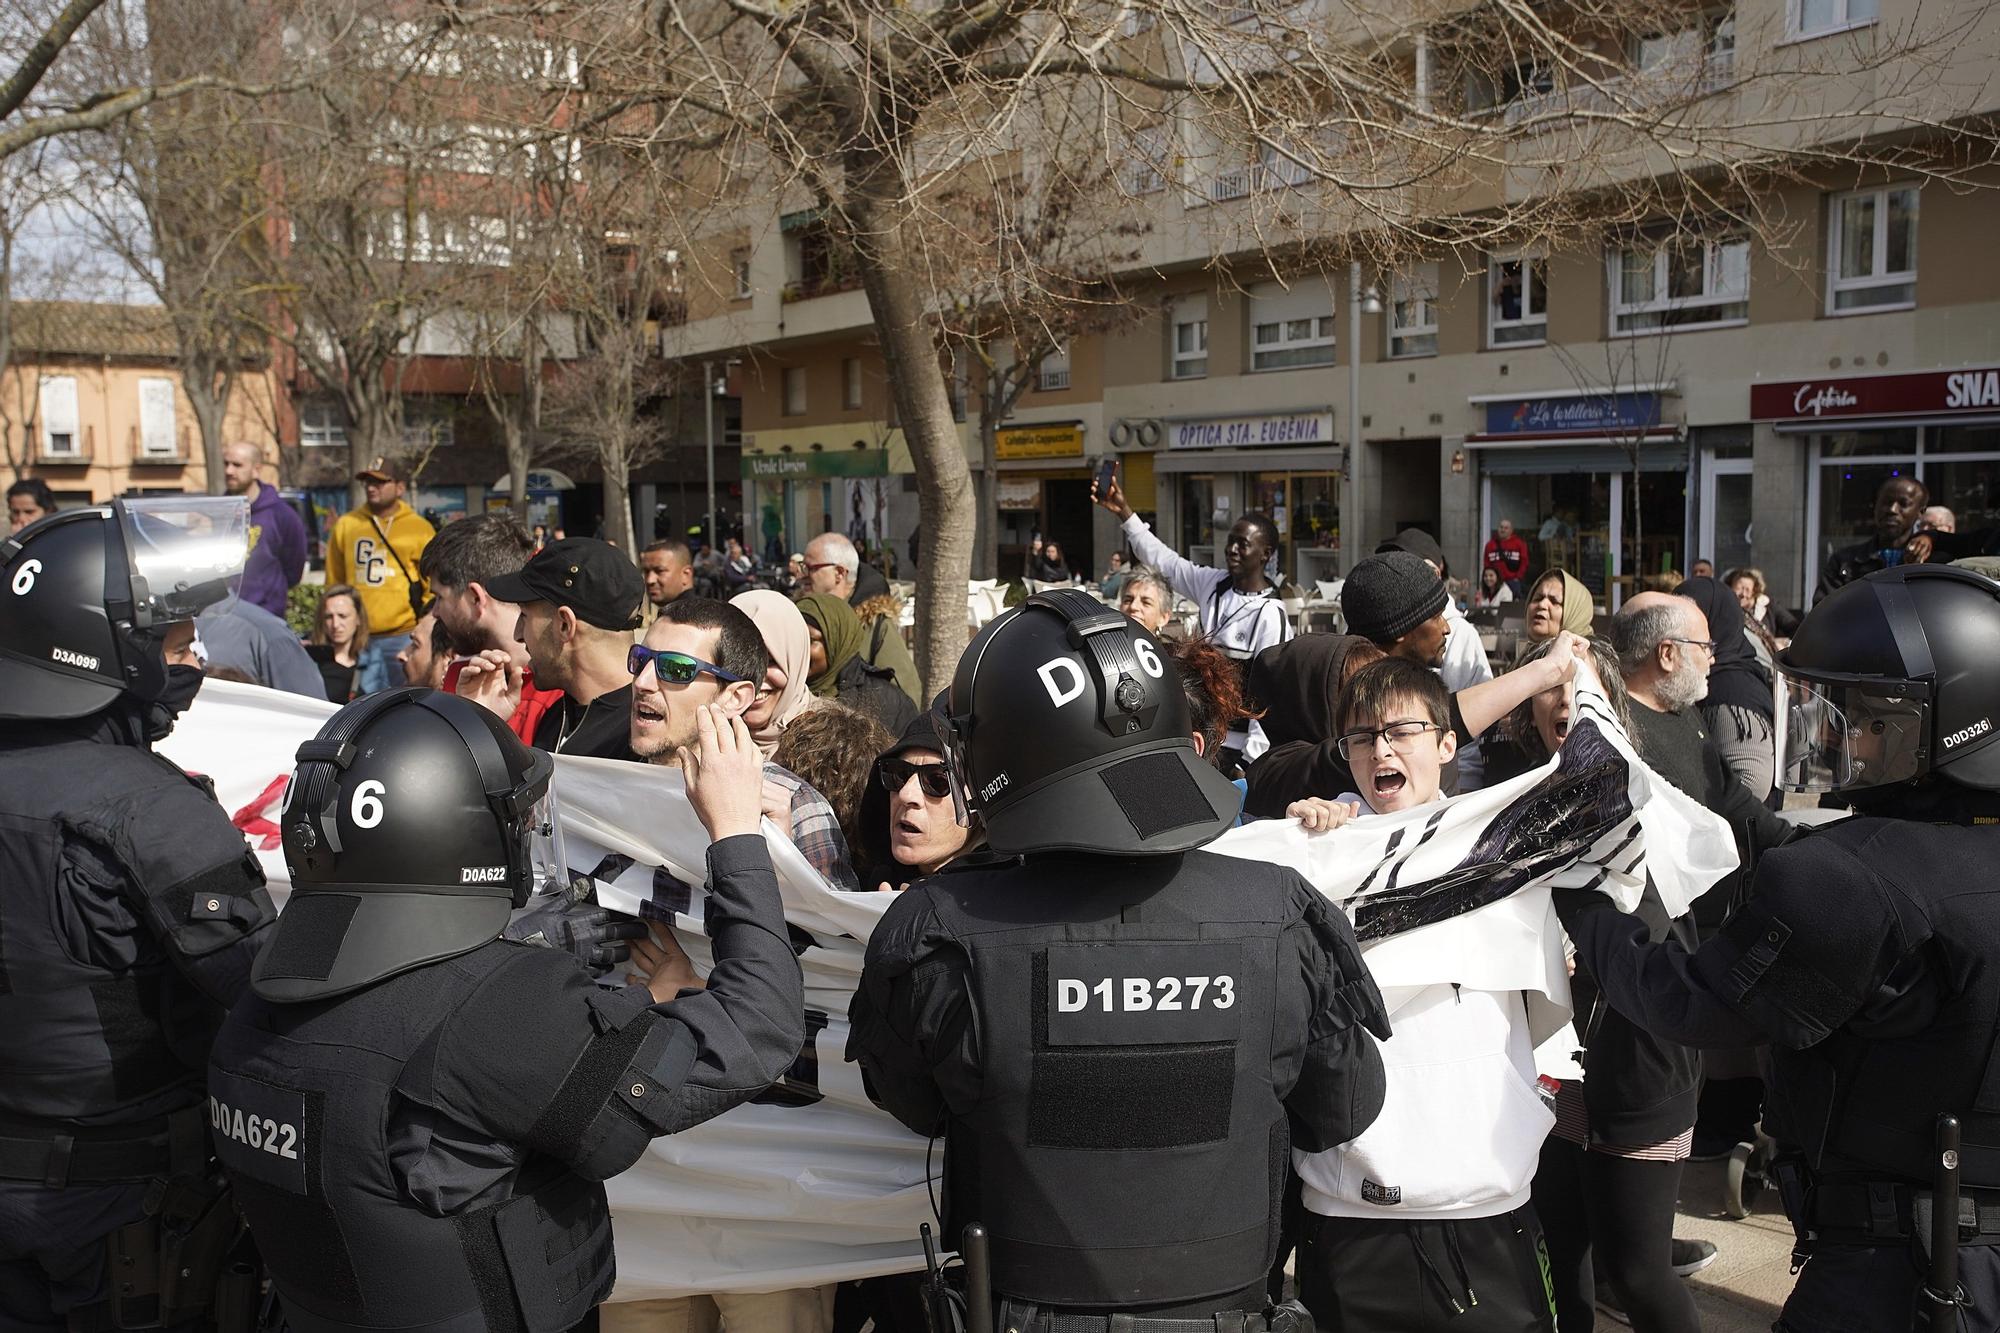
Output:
top-left (1297, 1203), bottom-right (1558, 1333)
top-left (1777, 1239), bottom-right (2000, 1332)
top-left (0, 1179), bottom-right (154, 1332)
top-left (1532, 1138), bottom-right (1699, 1333)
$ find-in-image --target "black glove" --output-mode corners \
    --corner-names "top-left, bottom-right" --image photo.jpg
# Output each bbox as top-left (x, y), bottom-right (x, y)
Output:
top-left (1551, 885), bottom-right (1616, 936)
top-left (505, 883), bottom-right (650, 973)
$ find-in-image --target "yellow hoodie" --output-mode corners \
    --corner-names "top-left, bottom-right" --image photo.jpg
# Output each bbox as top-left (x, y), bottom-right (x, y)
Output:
top-left (325, 500), bottom-right (436, 637)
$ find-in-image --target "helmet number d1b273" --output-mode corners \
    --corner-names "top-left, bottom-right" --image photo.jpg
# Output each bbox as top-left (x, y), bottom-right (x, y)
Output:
top-left (10, 559), bottom-right (41, 595)
top-left (350, 779), bottom-right (387, 829)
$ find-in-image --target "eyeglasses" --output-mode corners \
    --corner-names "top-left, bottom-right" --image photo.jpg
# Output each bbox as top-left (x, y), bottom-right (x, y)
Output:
top-left (804, 561), bottom-right (843, 575)
top-left (879, 758), bottom-right (954, 800)
top-left (1667, 637), bottom-right (1718, 655)
top-left (627, 645), bottom-right (747, 685)
top-left (1334, 720), bottom-right (1441, 761)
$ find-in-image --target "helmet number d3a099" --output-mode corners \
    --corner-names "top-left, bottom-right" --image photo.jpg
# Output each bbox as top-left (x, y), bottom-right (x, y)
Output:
top-left (10, 559), bottom-right (41, 595)
top-left (350, 779), bottom-right (387, 829)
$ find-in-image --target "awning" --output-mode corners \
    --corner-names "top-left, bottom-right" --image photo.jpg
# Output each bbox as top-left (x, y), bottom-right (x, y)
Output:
top-left (1463, 427), bottom-right (1682, 450)
top-left (1774, 412), bottom-right (2000, 435)
top-left (489, 467), bottom-right (575, 493)
top-left (1155, 445), bottom-right (1345, 474)
top-left (1463, 428), bottom-right (1686, 477)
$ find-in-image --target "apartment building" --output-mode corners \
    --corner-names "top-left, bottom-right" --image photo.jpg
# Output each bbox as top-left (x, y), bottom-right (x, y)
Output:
top-left (671, 0), bottom-right (2000, 609)
top-left (2, 301), bottom-right (277, 505)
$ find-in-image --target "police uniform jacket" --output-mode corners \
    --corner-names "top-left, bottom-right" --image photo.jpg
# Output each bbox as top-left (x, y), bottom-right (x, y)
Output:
top-left (0, 710), bottom-right (274, 1128)
top-left (1563, 815), bottom-right (2000, 1188)
top-left (849, 848), bottom-right (1390, 1312)
top-left (208, 835), bottom-right (804, 1333)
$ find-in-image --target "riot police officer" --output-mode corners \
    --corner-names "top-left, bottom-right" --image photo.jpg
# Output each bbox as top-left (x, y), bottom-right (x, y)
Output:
top-left (208, 689), bottom-right (803, 1332)
top-left (0, 497), bottom-right (276, 1329)
top-left (1558, 563), bottom-right (2000, 1331)
top-left (849, 589), bottom-right (1390, 1331)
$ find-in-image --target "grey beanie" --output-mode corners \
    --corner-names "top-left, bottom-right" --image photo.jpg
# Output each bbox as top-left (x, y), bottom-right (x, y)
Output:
top-left (1343, 551), bottom-right (1449, 646)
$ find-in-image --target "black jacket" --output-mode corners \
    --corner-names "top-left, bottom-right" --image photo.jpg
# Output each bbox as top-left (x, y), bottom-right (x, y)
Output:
top-left (832, 655), bottom-right (918, 735)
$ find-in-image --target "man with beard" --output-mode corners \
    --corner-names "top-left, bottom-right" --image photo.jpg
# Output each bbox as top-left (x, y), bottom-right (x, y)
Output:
top-left (1613, 592), bottom-right (1719, 797)
top-left (421, 514), bottom-right (562, 742)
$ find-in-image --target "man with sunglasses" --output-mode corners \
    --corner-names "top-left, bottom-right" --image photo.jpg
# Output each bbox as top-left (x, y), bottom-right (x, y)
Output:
top-left (463, 538), bottom-right (647, 761)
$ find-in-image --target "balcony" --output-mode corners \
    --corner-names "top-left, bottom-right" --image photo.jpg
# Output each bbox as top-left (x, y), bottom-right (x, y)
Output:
top-left (1501, 50), bottom-right (1736, 127)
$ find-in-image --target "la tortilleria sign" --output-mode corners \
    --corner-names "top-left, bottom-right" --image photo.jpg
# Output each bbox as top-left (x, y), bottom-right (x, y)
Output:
top-left (1169, 411), bottom-right (1334, 450)
top-left (1751, 367), bottom-right (2000, 421)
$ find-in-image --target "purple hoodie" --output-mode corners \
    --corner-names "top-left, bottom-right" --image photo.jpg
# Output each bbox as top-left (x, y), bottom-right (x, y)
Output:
top-left (241, 483), bottom-right (307, 617)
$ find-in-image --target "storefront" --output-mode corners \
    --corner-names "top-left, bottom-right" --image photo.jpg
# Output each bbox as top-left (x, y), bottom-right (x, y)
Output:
top-left (1751, 367), bottom-right (2000, 594)
top-left (1146, 408), bottom-right (1344, 588)
top-left (1465, 388), bottom-right (1687, 611)
top-left (741, 447), bottom-right (892, 561)
top-left (485, 468), bottom-right (573, 533)
top-left (994, 422), bottom-right (1094, 578)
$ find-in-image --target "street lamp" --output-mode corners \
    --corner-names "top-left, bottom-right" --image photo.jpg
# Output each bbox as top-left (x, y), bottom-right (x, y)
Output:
top-left (1345, 264), bottom-right (1384, 572)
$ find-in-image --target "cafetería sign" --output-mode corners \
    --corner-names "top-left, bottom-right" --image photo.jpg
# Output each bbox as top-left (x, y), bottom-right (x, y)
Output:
top-left (1751, 367), bottom-right (2000, 422)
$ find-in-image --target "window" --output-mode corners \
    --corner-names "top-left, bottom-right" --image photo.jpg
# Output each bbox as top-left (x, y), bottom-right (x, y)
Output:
top-left (38, 376), bottom-right (78, 456)
top-left (401, 400), bottom-right (455, 450)
top-left (1128, 127), bottom-right (1167, 195)
top-left (1487, 252), bottom-right (1547, 345)
top-left (1250, 281), bottom-right (1335, 370)
top-left (1828, 185), bottom-right (1917, 313)
top-left (1794, 0), bottom-right (1877, 38)
top-left (1389, 264), bottom-right (1439, 358)
top-left (732, 249), bottom-right (752, 299)
top-left (842, 357), bottom-right (863, 409)
top-left (137, 378), bottom-right (178, 457)
top-left (1255, 141), bottom-right (1312, 190)
top-left (1632, 9), bottom-right (1736, 88)
top-left (1036, 346), bottom-right (1070, 393)
top-left (782, 366), bottom-right (807, 416)
top-left (300, 398), bottom-right (348, 448)
top-left (1172, 296), bottom-right (1209, 379)
top-left (1612, 234), bottom-right (1749, 332)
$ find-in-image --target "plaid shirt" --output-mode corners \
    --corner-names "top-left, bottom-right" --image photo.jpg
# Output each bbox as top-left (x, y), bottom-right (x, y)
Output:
top-left (764, 763), bottom-right (860, 892)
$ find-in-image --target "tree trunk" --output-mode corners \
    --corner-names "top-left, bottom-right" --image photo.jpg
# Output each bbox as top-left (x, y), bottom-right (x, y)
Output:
top-left (602, 439), bottom-right (637, 559)
top-left (853, 213), bottom-right (975, 695)
top-left (183, 365), bottom-right (230, 495)
top-left (345, 375), bottom-right (398, 507)
top-left (511, 330), bottom-right (544, 523)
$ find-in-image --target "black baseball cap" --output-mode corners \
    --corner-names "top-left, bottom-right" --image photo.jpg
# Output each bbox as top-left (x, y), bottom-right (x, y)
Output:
top-left (483, 538), bottom-right (644, 630)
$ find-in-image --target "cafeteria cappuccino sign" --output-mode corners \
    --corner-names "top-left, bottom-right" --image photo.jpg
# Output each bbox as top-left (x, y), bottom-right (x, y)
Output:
top-left (1169, 411), bottom-right (1335, 450)
top-left (1750, 367), bottom-right (2000, 421)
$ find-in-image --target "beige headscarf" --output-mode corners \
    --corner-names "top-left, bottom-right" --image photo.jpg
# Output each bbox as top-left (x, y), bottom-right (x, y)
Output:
top-left (731, 590), bottom-right (815, 758)
top-left (1527, 570), bottom-right (1595, 641)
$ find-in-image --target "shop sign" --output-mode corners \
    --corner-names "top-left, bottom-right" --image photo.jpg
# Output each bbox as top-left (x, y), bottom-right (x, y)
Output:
top-left (1751, 367), bottom-right (2000, 421)
top-left (996, 423), bottom-right (1084, 460)
top-left (1169, 411), bottom-right (1334, 450)
top-left (1482, 392), bottom-right (1661, 436)
top-left (996, 479), bottom-right (1041, 510)
top-left (740, 449), bottom-right (888, 480)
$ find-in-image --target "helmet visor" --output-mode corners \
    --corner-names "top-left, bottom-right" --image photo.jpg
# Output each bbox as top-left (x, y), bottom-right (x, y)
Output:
top-left (929, 692), bottom-right (973, 829)
top-left (1781, 677), bottom-right (1929, 792)
top-left (524, 769), bottom-right (571, 897)
top-left (119, 496), bottom-right (249, 624)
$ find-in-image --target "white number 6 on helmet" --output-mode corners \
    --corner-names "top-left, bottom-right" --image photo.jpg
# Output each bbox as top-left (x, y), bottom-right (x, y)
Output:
top-left (351, 779), bottom-right (387, 829)
top-left (11, 559), bottom-right (42, 595)
top-left (1134, 638), bottom-right (1164, 679)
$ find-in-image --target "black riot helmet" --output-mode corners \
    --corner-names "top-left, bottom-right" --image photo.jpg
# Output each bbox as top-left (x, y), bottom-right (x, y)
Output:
top-left (0, 495), bottom-right (248, 719)
top-left (1779, 563), bottom-right (2000, 795)
top-left (253, 688), bottom-right (562, 1003)
top-left (936, 588), bottom-right (1239, 856)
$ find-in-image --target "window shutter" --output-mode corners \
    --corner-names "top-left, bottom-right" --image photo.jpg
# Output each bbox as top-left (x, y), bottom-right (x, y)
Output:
top-left (139, 378), bottom-right (178, 456)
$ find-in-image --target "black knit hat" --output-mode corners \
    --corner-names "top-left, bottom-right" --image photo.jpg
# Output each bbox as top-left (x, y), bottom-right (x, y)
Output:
top-left (1343, 551), bottom-right (1449, 646)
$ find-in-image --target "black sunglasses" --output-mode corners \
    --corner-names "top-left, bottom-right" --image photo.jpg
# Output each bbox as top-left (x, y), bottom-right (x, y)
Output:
top-left (878, 757), bottom-right (953, 800)
top-left (627, 645), bottom-right (747, 685)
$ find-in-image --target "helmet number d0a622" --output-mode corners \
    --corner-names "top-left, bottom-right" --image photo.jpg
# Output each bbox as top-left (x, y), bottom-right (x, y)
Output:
top-left (350, 779), bottom-right (387, 829)
top-left (10, 559), bottom-right (41, 595)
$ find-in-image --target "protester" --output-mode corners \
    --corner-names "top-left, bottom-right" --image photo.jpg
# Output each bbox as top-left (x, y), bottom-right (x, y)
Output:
top-left (1117, 566), bottom-right (1176, 634)
top-left (1099, 550), bottom-right (1131, 601)
top-left (1168, 636), bottom-right (1249, 769)
top-left (1676, 575), bottom-right (1777, 797)
top-left (801, 531), bottom-right (920, 701)
top-left (325, 455), bottom-right (436, 692)
top-left (1241, 635), bottom-right (1385, 819)
top-left (628, 597), bottom-right (859, 896)
top-left (641, 538), bottom-right (696, 610)
top-left (421, 514), bottom-right (564, 743)
top-left (219, 442), bottom-right (308, 616)
top-left (1525, 569), bottom-right (1595, 645)
top-left (772, 703), bottom-right (894, 874)
top-left (1484, 516), bottom-right (1531, 593)
top-left (1028, 537), bottom-right (1070, 582)
top-left (856, 714), bottom-right (979, 890)
top-left (459, 538), bottom-right (646, 760)
top-left (1372, 531), bottom-right (1497, 785)
top-left (1815, 474), bottom-right (1928, 603)
top-left (196, 592), bottom-right (329, 699)
top-left (305, 583), bottom-right (369, 703)
top-left (1291, 656), bottom-right (1566, 1333)
top-left (1511, 636), bottom-right (1710, 1333)
top-left (731, 589), bottom-right (818, 759)
top-left (6, 477), bottom-right (55, 532)
top-left (796, 591), bottom-right (917, 734)
top-left (395, 605), bottom-right (449, 688)
top-left (1474, 566), bottom-right (1514, 608)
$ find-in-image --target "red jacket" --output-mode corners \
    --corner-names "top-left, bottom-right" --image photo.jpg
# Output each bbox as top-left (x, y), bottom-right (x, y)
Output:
top-left (440, 658), bottom-right (565, 745)
top-left (1484, 534), bottom-right (1530, 580)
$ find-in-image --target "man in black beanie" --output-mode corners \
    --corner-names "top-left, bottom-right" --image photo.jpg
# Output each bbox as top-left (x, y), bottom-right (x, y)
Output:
top-left (1343, 550), bottom-right (1451, 668)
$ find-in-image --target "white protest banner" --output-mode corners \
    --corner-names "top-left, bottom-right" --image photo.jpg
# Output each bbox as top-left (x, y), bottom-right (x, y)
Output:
top-left (159, 663), bottom-right (1734, 1299)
